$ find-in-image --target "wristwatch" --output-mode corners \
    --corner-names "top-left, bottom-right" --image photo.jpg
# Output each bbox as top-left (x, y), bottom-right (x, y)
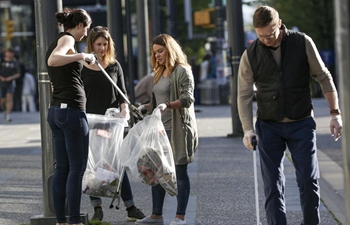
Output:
top-left (330, 109), bottom-right (341, 115)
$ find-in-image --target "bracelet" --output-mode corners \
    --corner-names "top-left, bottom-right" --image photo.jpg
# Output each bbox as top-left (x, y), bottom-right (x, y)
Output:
top-left (330, 109), bottom-right (340, 115)
top-left (166, 101), bottom-right (171, 109)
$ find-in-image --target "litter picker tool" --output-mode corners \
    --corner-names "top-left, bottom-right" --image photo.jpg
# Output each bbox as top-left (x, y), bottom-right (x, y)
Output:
top-left (92, 54), bottom-right (143, 122)
top-left (91, 55), bottom-right (142, 210)
top-left (252, 136), bottom-right (260, 225)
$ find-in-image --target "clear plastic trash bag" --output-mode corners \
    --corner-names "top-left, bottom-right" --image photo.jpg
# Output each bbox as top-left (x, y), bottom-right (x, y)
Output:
top-left (119, 108), bottom-right (177, 196)
top-left (82, 109), bottom-right (127, 198)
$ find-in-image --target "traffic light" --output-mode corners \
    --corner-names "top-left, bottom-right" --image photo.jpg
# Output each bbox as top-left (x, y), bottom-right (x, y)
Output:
top-left (5, 20), bottom-right (14, 40)
top-left (193, 8), bottom-right (215, 28)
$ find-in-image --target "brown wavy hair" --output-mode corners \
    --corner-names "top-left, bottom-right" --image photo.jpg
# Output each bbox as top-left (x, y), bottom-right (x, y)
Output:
top-left (151, 34), bottom-right (190, 84)
top-left (85, 26), bottom-right (116, 65)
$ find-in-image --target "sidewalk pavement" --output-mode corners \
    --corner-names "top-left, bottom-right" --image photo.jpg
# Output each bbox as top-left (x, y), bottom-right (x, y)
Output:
top-left (0, 98), bottom-right (345, 225)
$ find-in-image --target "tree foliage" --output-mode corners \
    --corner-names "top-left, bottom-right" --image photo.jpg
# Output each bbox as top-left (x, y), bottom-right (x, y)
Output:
top-left (151, 0), bottom-right (215, 64)
top-left (266, 0), bottom-right (334, 50)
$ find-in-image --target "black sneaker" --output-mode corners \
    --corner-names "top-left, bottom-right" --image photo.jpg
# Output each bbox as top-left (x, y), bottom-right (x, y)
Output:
top-left (91, 206), bottom-right (103, 221)
top-left (127, 206), bottom-right (146, 222)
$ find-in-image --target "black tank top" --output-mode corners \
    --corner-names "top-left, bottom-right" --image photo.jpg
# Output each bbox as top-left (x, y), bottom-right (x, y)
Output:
top-left (46, 32), bottom-right (86, 110)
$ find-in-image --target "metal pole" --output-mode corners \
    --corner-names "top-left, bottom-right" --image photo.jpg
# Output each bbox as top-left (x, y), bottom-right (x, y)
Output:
top-left (184, 0), bottom-right (193, 40)
top-left (136, 0), bottom-right (150, 80)
top-left (31, 0), bottom-right (57, 222)
top-left (107, 0), bottom-right (126, 71)
top-left (334, 0), bottom-right (350, 223)
top-left (33, 0), bottom-right (58, 216)
top-left (226, 0), bottom-right (244, 137)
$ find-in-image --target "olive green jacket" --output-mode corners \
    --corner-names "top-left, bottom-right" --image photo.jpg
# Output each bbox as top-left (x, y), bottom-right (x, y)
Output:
top-left (150, 64), bottom-right (198, 165)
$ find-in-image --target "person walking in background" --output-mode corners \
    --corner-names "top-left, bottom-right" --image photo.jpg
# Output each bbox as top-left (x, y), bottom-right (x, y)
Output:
top-left (206, 50), bottom-right (216, 79)
top-left (199, 53), bottom-right (211, 82)
top-left (136, 34), bottom-right (198, 225)
top-left (237, 6), bottom-right (342, 225)
top-left (81, 26), bottom-right (146, 222)
top-left (21, 69), bottom-right (36, 113)
top-left (45, 8), bottom-right (95, 225)
top-left (13, 53), bottom-right (26, 112)
top-left (0, 47), bottom-right (20, 122)
top-left (134, 72), bottom-right (154, 105)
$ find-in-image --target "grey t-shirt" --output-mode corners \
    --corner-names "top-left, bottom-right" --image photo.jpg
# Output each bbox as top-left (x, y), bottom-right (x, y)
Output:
top-left (153, 75), bottom-right (171, 130)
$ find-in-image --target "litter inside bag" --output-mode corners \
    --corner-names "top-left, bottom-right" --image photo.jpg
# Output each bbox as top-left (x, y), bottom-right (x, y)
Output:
top-left (120, 108), bottom-right (177, 196)
top-left (82, 112), bottom-right (127, 198)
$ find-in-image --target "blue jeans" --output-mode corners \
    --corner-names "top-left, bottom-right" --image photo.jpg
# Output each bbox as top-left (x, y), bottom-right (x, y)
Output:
top-left (152, 165), bottom-right (190, 216)
top-left (152, 129), bottom-right (190, 216)
top-left (256, 117), bottom-right (320, 225)
top-left (90, 171), bottom-right (135, 208)
top-left (47, 106), bottom-right (89, 224)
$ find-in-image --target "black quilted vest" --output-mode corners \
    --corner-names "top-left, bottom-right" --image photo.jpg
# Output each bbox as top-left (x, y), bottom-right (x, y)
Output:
top-left (247, 26), bottom-right (313, 121)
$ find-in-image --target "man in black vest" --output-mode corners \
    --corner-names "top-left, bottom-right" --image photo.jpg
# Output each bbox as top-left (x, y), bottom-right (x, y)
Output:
top-left (237, 6), bottom-right (342, 225)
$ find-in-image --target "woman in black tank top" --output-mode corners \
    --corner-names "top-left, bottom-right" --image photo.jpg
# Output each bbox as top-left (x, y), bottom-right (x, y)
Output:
top-left (45, 8), bottom-right (94, 225)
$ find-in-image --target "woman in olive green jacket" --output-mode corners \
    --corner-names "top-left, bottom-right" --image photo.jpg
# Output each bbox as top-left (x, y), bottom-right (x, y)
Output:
top-left (136, 34), bottom-right (198, 225)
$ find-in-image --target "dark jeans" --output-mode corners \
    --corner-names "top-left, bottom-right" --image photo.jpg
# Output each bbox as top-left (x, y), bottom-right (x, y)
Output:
top-left (152, 165), bottom-right (190, 216)
top-left (256, 117), bottom-right (320, 225)
top-left (90, 171), bottom-right (135, 208)
top-left (151, 130), bottom-right (190, 216)
top-left (47, 106), bottom-right (89, 224)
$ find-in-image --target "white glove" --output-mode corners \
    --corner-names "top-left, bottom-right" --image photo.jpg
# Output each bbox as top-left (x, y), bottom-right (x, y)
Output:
top-left (138, 105), bottom-right (147, 114)
top-left (82, 53), bottom-right (96, 65)
top-left (157, 103), bottom-right (167, 112)
top-left (330, 114), bottom-right (342, 141)
top-left (105, 108), bottom-right (120, 117)
top-left (243, 130), bottom-right (258, 150)
top-left (121, 107), bottom-right (130, 120)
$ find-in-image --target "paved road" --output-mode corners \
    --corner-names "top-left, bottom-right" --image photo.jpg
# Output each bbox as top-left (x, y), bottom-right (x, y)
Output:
top-left (0, 98), bottom-right (346, 225)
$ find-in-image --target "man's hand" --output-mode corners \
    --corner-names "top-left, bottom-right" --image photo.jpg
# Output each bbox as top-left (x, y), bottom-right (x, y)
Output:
top-left (243, 130), bottom-right (258, 150)
top-left (157, 103), bottom-right (167, 112)
top-left (330, 115), bottom-right (342, 141)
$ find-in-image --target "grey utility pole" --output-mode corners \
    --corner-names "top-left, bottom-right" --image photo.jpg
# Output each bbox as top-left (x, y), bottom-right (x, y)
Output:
top-left (184, 0), bottom-right (193, 40)
top-left (31, 0), bottom-right (57, 223)
top-left (226, 0), bottom-right (244, 137)
top-left (334, 0), bottom-right (350, 223)
top-left (137, 0), bottom-right (150, 80)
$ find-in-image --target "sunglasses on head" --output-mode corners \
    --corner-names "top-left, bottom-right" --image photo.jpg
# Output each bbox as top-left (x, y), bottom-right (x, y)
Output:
top-left (91, 26), bottom-right (109, 33)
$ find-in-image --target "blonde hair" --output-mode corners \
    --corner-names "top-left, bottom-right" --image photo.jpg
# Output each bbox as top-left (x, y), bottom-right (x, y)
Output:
top-left (86, 26), bottom-right (116, 65)
top-left (151, 34), bottom-right (189, 83)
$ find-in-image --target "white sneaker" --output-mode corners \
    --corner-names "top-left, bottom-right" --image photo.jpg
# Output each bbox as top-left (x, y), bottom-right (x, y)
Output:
top-left (135, 215), bottom-right (164, 224)
top-left (169, 218), bottom-right (187, 225)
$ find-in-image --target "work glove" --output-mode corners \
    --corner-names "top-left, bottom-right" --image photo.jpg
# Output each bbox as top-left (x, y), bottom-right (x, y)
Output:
top-left (243, 130), bottom-right (258, 150)
top-left (105, 108), bottom-right (120, 117)
top-left (330, 114), bottom-right (342, 141)
top-left (157, 103), bottom-right (167, 112)
top-left (82, 53), bottom-right (96, 65)
top-left (138, 105), bottom-right (147, 114)
top-left (120, 107), bottom-right (130, 121)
